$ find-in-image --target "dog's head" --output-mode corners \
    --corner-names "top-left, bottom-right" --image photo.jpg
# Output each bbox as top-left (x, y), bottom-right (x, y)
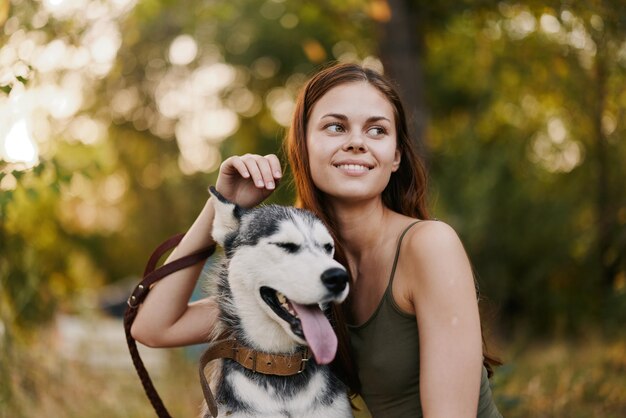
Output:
top-left (209, 187), bottom-right (349, 364)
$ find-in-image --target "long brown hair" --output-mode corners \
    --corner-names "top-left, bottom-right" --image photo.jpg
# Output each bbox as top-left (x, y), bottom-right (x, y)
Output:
top-left (284, 62), bottom-right (498, 394)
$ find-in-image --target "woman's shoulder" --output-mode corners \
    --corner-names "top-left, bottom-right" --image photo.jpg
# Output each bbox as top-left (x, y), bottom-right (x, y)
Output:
top-left (399, 218), bottom-right (471, 279)
top-left (388, 216), bottom-right (475, 314)
top-left (405, 218), bottom-right (463, 249)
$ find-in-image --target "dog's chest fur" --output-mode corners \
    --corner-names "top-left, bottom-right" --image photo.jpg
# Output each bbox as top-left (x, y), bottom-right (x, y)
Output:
top-left (205, 360), bottom-right (350, 417)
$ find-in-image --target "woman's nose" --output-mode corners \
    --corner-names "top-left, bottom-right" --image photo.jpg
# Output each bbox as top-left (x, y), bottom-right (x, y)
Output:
top-left (343, 132), bottom-right (367, 152)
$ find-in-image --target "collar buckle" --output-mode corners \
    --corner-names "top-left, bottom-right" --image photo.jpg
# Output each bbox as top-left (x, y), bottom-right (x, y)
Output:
top-left (298, 348), bottom-right (310, 373)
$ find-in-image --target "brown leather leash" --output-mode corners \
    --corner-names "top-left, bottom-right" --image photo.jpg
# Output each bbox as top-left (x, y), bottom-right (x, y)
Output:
top-left (124, 233), bottom-right (216, 418)
top-left (124, 235), bottom-right (313, 418)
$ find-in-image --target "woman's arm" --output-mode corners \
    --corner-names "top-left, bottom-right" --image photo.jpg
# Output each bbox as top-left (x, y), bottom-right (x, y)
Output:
top-left (130, 154), bottom-right (283, 347)
top-left (130, 198), bottom-right (219, 347)
top-left (402, 221), bottom-right (483, 418)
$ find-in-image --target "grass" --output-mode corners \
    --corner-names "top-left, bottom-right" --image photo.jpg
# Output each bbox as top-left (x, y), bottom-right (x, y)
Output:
top-left (492, 335), bottom-right (626, 418)
top-left (2, 322), bottom-right (625, 417)
top-left (0, 319), bottom-right (203, 418)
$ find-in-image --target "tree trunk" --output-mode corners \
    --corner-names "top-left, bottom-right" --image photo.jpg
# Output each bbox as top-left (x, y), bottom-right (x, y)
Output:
top-left (592, 45), bottom-right (618, 293)
top-left (377, 0), bottom-right (429, 164)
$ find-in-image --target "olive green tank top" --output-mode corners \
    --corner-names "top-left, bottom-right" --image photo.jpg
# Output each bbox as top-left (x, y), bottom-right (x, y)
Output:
top-left (347, 221), bottom-right (502, 418)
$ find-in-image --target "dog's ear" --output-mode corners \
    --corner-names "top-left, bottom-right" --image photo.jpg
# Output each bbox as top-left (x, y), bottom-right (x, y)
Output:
top-left (209, 186), bottom-right (243, 245)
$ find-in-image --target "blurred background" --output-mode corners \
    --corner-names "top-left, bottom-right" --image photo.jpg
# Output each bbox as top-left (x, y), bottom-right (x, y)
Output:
top-left (1, 0), bottom-right (625, 416)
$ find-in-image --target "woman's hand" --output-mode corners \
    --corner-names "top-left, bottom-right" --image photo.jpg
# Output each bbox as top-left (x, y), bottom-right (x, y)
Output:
top-left (215, 154), bottom-right (282, 208)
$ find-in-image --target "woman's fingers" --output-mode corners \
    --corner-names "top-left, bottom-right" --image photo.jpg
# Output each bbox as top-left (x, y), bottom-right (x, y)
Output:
top-left (240, 154), bottom-right (281, 190)
top-left (240, 154), bottom-right (266, 188)
top-left (266, 154), bottom-right (282, 179)
top-left (216, 154), bottom-right (283, 207)
top-left (225, 156), bottom-right (251, 179)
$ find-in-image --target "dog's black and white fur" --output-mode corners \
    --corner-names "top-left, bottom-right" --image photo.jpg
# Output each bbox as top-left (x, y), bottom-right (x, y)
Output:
top-left (202, 188), bottom-right (352, 418)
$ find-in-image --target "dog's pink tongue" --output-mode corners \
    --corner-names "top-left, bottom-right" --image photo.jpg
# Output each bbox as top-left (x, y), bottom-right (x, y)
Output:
top-left (290, 302), bottom-right (337, 365)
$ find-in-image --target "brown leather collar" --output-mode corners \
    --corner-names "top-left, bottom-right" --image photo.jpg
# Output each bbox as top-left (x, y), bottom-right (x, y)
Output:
top-left (199, 336), bottom-right (311, 417)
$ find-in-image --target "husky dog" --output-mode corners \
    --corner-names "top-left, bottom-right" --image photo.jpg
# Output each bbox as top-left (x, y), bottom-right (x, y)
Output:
top-left (201, 187), bottom-right (352, 418)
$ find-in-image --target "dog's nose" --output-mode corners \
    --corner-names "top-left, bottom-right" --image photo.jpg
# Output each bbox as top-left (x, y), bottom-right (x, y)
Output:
top-left (321, 268), bottom-right (348, 293)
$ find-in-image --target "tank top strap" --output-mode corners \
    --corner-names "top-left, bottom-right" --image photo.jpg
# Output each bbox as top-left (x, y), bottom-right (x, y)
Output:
top-left (386, 220), bottom-right (423, 292)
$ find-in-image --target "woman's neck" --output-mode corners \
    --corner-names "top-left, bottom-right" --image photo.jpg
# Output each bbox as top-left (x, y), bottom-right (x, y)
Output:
top-left (329, 197), bottom-right (392, 265)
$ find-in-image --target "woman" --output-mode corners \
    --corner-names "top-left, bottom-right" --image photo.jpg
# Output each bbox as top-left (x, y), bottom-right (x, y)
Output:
top-left (131, 63), bottom-right (502, 417)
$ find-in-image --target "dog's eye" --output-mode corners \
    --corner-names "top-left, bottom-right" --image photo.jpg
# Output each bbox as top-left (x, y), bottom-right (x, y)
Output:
top-left (323, 243), bottom-right (334, 254)
top-left (275, 242), bottom-right (301, 253)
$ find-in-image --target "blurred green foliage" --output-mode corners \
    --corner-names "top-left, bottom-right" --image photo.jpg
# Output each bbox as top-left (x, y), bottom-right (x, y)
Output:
top-left (1, 0), bottom-right (625, 415)
top-left (424, 1), bottom-right (626, 336)
top-left (1, 0), bottom-right (624, 341)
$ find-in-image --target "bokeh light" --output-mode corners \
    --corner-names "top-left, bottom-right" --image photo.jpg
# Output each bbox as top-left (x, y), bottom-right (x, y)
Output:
top-left (168, 35), bottom-right (198, 66)
top-left (2, 117), bottom-right (39, 167)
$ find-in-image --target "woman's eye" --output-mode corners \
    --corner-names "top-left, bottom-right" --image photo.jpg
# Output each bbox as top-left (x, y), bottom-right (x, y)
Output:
top-left (367, 126), bottom-right (386, 137)
top-left (325, 123), bottom-right (345, 133)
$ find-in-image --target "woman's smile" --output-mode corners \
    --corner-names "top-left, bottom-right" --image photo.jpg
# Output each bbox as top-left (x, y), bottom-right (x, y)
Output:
top-left (333, 159), bottom-right (374, 176)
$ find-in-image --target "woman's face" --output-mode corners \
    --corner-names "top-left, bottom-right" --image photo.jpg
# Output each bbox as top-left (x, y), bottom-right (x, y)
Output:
top-left (306, 81), bottom-right (401, 205)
